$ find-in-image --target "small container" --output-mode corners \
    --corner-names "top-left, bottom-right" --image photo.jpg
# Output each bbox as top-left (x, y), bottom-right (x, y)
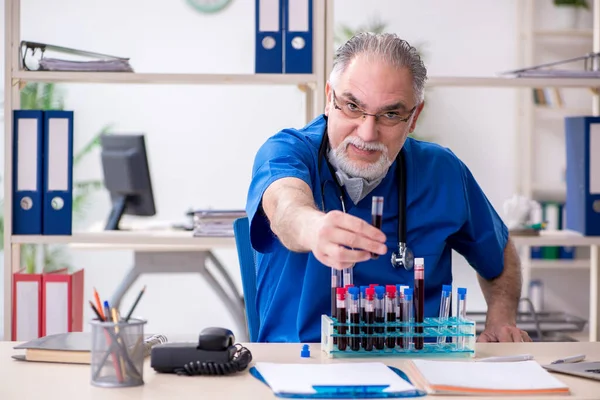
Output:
top-left (90, 318), bottom-right (147, 388)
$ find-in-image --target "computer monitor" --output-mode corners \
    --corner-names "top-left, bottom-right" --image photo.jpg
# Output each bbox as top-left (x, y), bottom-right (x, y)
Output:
top-left (100, 134), bottom-right (156, 230)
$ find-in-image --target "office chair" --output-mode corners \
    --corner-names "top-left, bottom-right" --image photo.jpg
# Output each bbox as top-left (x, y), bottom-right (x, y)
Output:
top-left (233, 217), bottom-right (260, 342)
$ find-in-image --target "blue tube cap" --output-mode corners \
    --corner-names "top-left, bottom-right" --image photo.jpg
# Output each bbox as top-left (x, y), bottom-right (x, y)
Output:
top-left (457, 287), bottom-right (467, 295)
top-left (374, 286), bottom-right (385, 298)
top-left (442, 284), bottom-right (452, 293)
top-left (348, 287), bottom-right (359, 299)
top-left (301, 344), bottom-right (310, 358)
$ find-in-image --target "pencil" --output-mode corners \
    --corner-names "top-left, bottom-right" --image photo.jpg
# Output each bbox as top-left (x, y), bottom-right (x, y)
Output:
top-left (89, 300), bottom-right (105, 321)
top-left (93, 288), bottom-right (105, 320)
top-left (125, 285), bottom-right (146, 322)
top-left (111, 307), bottom-right (127, 379)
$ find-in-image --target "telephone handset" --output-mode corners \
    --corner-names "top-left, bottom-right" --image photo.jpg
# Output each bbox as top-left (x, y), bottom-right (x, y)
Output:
top-left (150, 327), bottom-right (252, 376)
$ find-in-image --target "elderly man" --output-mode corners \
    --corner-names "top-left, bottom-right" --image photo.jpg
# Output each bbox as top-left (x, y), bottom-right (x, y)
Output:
top-left (246, 32), bottom-right (530, 344)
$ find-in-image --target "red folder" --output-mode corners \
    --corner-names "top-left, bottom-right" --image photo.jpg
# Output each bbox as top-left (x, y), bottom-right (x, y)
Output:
top-left (12, 272), bottom-right (43, 341)
top-left (41, 269), bottom-right (84, 337)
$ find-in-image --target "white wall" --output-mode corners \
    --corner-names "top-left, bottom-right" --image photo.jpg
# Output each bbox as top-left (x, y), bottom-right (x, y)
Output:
top-left (0, 0), bottom-right (588, 340)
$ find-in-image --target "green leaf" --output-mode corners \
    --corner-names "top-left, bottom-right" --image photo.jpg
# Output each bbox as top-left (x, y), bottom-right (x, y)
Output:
top-left (73, 125), bottom-right (113, 166)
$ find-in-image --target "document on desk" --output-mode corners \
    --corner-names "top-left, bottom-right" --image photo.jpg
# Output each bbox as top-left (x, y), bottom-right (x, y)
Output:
top-left (405, 359), bottom-right (570, 396)
top-left (251, 362), bottom-right (424, 398)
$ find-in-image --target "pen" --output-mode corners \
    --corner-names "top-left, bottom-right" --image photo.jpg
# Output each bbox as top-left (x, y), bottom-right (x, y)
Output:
top-left (477, 354), bottom-right (534, 362)
top-left (103, 300), bottom-right (111, 322)
top-left (551, 354), bottom-right (586, 364)
top-left (125, 285), bottom-right (146, 321)
top-left (89, 301), bottom-right (105, 321)
top-left (93, 288), bottom-right (105, 320)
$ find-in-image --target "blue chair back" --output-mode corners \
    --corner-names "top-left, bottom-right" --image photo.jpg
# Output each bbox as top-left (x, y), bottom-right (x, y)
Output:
top-left (233, 217), bottom-right (260, 342)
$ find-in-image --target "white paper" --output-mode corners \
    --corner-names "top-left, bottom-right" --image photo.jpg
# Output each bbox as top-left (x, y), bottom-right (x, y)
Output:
top-left (254, 362), bottom-right (417, 395)
top-left (259, 0), bottom-right (279, 32)
top-left (590, 124), bottom-right (600, 194)
top-left (16, 281), bottom-right (39, 341)
top-left (45, 282), bottom-right (68, 335)
top-left (410, 360), bottom-right (568, 392)
top-left (288, 0), bottom-right (309, 32)
top-left (48, 118), bottom-right (69, 191)
top-left (17, 118), bottom-right (38, 192)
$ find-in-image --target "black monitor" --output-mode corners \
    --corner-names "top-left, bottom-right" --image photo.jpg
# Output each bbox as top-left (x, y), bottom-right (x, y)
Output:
top-left (100, 134), bottom-right (156, 230)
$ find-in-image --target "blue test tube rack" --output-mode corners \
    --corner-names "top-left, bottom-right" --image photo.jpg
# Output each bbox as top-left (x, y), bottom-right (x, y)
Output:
top-left (320, 314), bottom-right (476, 358)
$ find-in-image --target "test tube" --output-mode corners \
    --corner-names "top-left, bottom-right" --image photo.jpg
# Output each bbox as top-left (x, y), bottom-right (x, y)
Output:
top-left (414, 258), bottom-right (425, 350)
top-left (457, 287), bottom-right (467, 349)
top-left (363, 287), bottom-right (375, 351)
top-left (396, 285), bottom-right (409, 347)
top-left (371, 196), bottom-right (384, 259)
top-left (360, 286), bottom-right (368, 348)
top-left (343, 267), bottom-right (353, 287)
top-left (437, 284), bottom-right (452, 345)
top-left (385, 285), bottom-right (397, 349)
top-left (402, 288), bottom-right (413, 350)
top-left (336, 287), bottom-right (347, 351)
top-left (331, 269), bottom-right (342, 319)
top-left (347, 287), bottom-right (361, 351)
top-left (374, 286), bottom-right (386, 350)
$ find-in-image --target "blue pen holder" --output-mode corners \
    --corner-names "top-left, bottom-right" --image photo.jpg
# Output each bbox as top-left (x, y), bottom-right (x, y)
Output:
top-left (321, 315), bottom-right (476, 358)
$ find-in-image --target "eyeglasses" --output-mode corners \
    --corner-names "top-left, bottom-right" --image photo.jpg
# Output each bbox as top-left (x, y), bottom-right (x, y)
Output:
top-left (332, 89), bottom-right (416, 127)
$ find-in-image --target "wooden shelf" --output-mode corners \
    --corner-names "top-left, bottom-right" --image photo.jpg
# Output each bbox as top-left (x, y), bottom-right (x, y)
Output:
top-left (11, 232), bottom-right (236, 250)
top-left (533, 29), bottom-right (594, 38)
top-left (426, 76), bottom-right (600, 88)
top-left (529, 259), bottom-right (590, 269)
top-left (11, 71), bottom-right (318, 86)
top-left (12, 72), bottom-right (600, 89)
top-left (512, 230), bottom-right (600, 246)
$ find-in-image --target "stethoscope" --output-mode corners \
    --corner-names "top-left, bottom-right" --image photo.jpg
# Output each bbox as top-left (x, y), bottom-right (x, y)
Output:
top-left (316, 127), bottom-right (414, 270)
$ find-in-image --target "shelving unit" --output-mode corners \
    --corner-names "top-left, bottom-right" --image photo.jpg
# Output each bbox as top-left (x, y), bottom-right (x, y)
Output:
top-left (4, 0), bottom-right (600, 341)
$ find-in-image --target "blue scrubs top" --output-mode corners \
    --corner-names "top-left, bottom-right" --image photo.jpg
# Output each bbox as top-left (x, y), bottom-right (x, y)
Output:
top-left (246, 115), bottom-right (508, 343)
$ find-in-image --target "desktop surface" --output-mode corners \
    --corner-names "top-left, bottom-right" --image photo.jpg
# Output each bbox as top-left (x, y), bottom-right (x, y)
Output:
top-left (2, 341), bottom-right (599, 399)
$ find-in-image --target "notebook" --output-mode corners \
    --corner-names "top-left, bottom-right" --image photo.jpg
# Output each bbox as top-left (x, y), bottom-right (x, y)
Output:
top-left (543, 361), bottom-right (600, 382)
top-left (405, 359), bottom-right (570, 396)
top-left (250, 362), bottom-right (427, 398)
top-left (12, 332), bottom-right (167, 364)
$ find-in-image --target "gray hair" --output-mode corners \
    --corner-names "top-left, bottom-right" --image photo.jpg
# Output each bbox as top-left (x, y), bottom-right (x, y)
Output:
top-left (329, 32), bottom-right (427, 104)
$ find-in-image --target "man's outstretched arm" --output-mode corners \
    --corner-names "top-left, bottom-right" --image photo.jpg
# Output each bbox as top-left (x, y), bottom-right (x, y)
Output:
top-left (476, 236), bottom-right (531, 342)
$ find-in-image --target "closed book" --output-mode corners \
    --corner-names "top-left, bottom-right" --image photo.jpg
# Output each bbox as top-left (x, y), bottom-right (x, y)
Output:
top-left (12, 332), bottom-right (167, 364)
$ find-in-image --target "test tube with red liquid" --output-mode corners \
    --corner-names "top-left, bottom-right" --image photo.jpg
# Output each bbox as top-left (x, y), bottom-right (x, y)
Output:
top-left (336, 287), bottom-right (347, 351)
top-left (414, 257), bottom-right (425, 350)
top-left (371, 196), bottom-right (384, 259)
top-left (374, 286), bottom-right (386, 350)
top-left (347, 287), bottom-right (361, 351)
top-left (363, 287), bottom-right (375, 351)
top-left (385, 285), bottom-right (397, 349)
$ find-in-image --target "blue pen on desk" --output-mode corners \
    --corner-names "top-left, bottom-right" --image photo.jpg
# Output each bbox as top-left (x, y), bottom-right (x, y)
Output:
top-left (437, 284), bottom-right (452, 345)
top-left (457, 287), bottom-right (467, 349)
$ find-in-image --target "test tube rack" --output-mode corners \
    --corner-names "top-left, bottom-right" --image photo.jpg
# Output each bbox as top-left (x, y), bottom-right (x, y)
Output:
top-left (320, 315), bottom-right (476, 358)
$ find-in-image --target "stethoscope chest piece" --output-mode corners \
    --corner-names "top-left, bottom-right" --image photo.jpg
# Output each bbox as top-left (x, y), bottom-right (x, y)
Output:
top-left (391, 242), bottom-right (414, 270)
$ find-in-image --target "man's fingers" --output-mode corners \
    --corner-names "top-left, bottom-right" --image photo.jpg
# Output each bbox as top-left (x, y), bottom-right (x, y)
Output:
top-left (476, 332), bottom-right (492, 343)
top-left (520, 330), bottom-right (532, 343)
top-left (326, 226), bottom-right (387, 255)
top-left (329, 212), bottom-right (386, 243)
top-left (510, 328), bottom-right (524, 343)
top-left (323, 244), bottom-right (371, 266)
top-left (497, 326), bottom-right (513, 342)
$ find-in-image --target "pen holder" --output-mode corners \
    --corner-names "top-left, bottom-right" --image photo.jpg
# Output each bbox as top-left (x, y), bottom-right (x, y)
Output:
top-left (321, 315), bottom-right (476, 358)
top-left (90, 318), bottom-right (147, 388)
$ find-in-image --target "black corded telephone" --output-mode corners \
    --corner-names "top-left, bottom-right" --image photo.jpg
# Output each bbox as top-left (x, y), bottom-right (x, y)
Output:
top-left (150, 327), bottom-right (252, 376)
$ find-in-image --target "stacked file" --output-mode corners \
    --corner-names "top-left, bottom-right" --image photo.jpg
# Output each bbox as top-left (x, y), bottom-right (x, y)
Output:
top-left (192, 210), bottom-right (247, 237)
top-left (38, 58), bottom-right (133, 72)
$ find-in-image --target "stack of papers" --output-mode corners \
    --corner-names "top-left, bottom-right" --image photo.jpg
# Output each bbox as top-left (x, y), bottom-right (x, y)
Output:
top-left (192, 210), bottom-right (246, 237)
top-left (38, 58), bottom-right (133, 72)
top-left (405, 359), bottom-right (570, 396)
top-left (251, 362), bottom-right (424, 398)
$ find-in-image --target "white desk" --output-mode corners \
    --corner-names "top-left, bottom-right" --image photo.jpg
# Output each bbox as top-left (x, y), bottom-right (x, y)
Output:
top-left (511, 230), bottom-right (600, 343)
top-left (2, 341), bottom-right (600, 399)
top-left (14, 229), bottom-right (246, 340)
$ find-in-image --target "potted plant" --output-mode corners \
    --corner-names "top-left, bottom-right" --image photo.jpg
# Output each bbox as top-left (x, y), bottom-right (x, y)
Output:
top-left (553, 0), bottom-right (591, 30)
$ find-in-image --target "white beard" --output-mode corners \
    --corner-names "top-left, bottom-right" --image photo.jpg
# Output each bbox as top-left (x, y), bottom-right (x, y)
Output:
top-left (331, 136), bottom-right (392, 181)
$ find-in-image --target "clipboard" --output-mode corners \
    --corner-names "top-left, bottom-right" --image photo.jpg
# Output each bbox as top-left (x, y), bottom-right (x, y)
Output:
top-left (20, 40), bottom-right (133, 72)
top-left (249, 364), bottom-right (427, 398)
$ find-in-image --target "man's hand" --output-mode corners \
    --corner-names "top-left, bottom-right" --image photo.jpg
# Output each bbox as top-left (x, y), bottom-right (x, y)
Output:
top-left (306, 210), bottom-right (388, 270)
top-left (477, 324), bottom-right (532, 343)
top-left (262, 177), bottom-right (387, 267)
